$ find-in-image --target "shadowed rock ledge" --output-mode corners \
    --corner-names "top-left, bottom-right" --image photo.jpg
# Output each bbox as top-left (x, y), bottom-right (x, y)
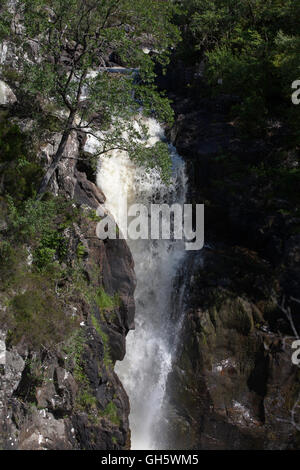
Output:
top-left (0, 124), bottom-right (136, 450)
top-left (157, 69), bottom-right (300, 450)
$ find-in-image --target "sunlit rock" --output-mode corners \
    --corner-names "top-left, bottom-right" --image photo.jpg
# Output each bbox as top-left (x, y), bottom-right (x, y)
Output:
top-left (0, 80), bottom-right (17, 107)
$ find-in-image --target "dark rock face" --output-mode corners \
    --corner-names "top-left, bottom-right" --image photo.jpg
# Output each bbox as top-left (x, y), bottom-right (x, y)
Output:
top-left (74, 169), bottom-right (106, 209)
top-left (162, 250), bottom-right (300, 450)
top-left (160, 80), bottom-right (300, 450)
top-left (0, 130), bottom-right (135, 450)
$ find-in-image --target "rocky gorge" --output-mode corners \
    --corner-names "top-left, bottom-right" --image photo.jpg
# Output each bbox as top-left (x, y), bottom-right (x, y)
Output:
top-left (0, 101), bottom-right (136, 449)
top-left (156, 63), bottom-right (300, 449)
top-left (0, 0), bottom-right (299, 451)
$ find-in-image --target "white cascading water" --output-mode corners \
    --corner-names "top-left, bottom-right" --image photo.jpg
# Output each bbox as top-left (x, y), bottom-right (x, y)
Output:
top-left (96, 117), bottom-right (188, 450)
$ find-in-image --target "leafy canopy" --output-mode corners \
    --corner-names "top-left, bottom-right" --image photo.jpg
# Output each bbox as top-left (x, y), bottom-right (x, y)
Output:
top-left (1, 0), bottom-right (180, 181)
top-left (174, 0), bottom-right (300, 134)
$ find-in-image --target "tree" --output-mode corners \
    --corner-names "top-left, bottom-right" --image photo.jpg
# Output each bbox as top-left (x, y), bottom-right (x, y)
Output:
top-left (174, 0), bottom-right (299, 133)
top-left (1, 0), bottom-right (180, 194)
top-left (175, 0), bottom-right (294, 53)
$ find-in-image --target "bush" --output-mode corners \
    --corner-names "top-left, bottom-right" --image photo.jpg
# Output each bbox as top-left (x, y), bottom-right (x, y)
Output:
top-left (33, 231), bottom-right (68, 270)
top-left (3, 275), bottom-right (77, 349)
top-left (76, 242), bottom-right (87, 259)
top-left (176, 0), bottom-right (298, 134)
top-left (102, 401), bottom-right (120, 426)
top-left (0, 121), bottom-right (42, 202)
top-left (95, 288), bottom-right (117, 311)
top-left (91, 314), bottom-right (113, 368)
top-left (0, 241), bottom-right (26, 288)
top-left (6, 196), bottom-right (79, 270)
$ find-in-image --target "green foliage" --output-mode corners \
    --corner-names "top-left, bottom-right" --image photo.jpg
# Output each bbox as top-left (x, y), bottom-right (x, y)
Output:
top-left (273, 30), bottom-right (300, 109)
top-left (95, 288), bottom-right (119, 313)
top-left (101, 401), bottom-right (120, 426)
top-left (0, 1), bottom-right (11, 41)
top-left (250, 165), bottom-right (300, 205)
top-left (6, 196), bottom-right (78, 271)
top-left (0, 240), bottom-right (12, 262)
top-left (91, 314), bottom-right (113, 369)
top-left (63, 330), bottom-right (98, 412)
top-left (1, 66), bottom-right (21, 85)
top-left (7, 196), bottom-right (74, 240)
top-left (0, 120), bottom-right (42, 202)
top-left (0, 194), bottom-right (83, 353)
top-left (63, 330), bottom-right (86, 379)
top-left (0, 236), bottom-right (28, 289)
top-left (0, 240), bottom-right (22, 285)
top-left (86, 210), bottom-right (102, 223)
top-left (175, 0), bottom-right (300, 133)
top-left (33, 231), bottom-right (68, 270)
top-left (130, 141), bottom-right (172, 183)
top-left (76, 242), bottom-right (87, 260)
top-left (0, 121), bottom-right (25, 163)
top-left (231, 94), bottom-right (268, 135)
top-left (177, 0), bottom-right (295, 53)
top-left (3, 275), bottom-right (77, 349)
top-left (6, 0), bottom-right (181, 180)
top-left (77, 390), bottom-right (97, 410)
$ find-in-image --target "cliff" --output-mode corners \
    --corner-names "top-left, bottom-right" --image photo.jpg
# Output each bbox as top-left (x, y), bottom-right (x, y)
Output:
top-left (0, 87), bottom-right (136, 450)
top-left (158, 66), bottom-right (300, 450)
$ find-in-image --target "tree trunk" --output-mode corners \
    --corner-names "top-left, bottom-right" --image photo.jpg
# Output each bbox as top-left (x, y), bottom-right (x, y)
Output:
top-left (37, 110), bottom-right (76, 199)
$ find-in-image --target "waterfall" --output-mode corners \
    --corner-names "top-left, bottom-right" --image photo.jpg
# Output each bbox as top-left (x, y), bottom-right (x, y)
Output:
top-left (96, 117), bottom-right (188, 450)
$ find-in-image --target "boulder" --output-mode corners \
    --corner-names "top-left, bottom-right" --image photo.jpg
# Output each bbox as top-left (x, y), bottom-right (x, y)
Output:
top-left (0, 80), bottom-right (17, 107)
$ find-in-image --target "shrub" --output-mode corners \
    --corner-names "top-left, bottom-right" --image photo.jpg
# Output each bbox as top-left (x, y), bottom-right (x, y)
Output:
top-left (0, 241), bottom-right (26, 288)
top-left (76, 242), bottom-right (87, 259)
top-left (3, 275), bottom-right (77, 349)
top-left (102, 401), bottom-right (120, 426)
top-left (6, 196), bottom-right (78, 270)
top-left (0, 121), bottom-right (42, 202)
top-left (94, 288), bottom-right (120, 319)
top-left (77, 390), bottom-right (97, 410)
top-left (91, 314), bottom-right (113, 369)
top-left (33, 231), bottom-right (68, 270)
top-left (95, 288), bottom-right (116, 311)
